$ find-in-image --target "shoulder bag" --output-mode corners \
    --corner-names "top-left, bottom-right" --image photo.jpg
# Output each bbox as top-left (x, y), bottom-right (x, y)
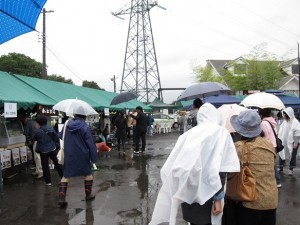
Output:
top-left (265, 120), bottom-right (284, 153)
top-left (57, 120), bottom-right (69, 165)
top-left (226, 142), bottom-right (257, 202)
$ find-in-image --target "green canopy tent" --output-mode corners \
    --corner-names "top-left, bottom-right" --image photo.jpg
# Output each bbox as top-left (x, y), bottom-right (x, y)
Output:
top-left (148, 98), bottom-right (179, 112)
top-left (111, 99), bottom-right (152, 111)
top-left (0, 71), bottom-right (56, 110)
top-left (0, 71), bottom-right (151, 112)
top-left (14, 74), bottom-right (119, 110)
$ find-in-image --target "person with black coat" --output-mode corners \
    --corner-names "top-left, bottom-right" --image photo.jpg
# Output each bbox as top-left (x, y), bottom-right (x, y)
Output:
top-left (130, 106), bottom-right (147, 154)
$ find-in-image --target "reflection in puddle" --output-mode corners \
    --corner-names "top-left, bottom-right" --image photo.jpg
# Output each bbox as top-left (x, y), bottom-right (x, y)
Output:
top-left (68, 208), bottom-right (94, 225)
top-left (97, 180), bottom-right (116, 192)
top-left (118, 208), bottom-right (142, 217)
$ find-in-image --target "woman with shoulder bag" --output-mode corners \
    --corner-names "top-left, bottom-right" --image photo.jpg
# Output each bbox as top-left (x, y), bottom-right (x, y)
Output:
top-left (229, 109), bottom-right (278, 225)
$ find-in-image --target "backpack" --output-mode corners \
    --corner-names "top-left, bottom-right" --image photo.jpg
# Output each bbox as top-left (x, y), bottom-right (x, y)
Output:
top-left (186, 116), bottom-right (197, 131)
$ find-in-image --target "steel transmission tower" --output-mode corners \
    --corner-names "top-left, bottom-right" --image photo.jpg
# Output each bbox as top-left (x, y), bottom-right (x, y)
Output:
top-left (113, 0), bottom-right (165, 103)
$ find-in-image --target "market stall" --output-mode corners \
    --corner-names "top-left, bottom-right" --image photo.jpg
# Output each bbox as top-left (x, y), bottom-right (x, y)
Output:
top-left (0, 103), bottom-right (27, 178)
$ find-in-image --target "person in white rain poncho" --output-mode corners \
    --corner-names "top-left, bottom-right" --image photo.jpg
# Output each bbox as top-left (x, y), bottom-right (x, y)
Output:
top-left (278, 107), bottom-right (300, 175)
top-left (149, 103), bottom-right (240, 225)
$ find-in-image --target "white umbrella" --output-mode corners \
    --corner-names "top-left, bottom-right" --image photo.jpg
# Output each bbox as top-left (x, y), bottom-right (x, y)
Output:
top-left (240, 92), bottom-right (285, 110)
top-left (218, 104), bottom-right (247, 133)
top-left (53, 99), bottom-right (98, 116)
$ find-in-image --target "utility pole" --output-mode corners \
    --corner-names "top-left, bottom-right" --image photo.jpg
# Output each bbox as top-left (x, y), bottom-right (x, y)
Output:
top-left (41, 8), bottom-right (54, 79)
top-left (111, 75), bottom-right (116, 92)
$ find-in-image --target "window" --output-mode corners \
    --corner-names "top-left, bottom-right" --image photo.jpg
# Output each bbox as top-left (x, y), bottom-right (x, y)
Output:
top-left (292, 64), bottom-right (299, 74)
top-left (234, 64), bottom-right (247, 75)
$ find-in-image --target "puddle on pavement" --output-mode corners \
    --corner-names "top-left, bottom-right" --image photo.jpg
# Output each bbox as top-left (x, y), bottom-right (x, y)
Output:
top-left (118, 208), bottom-right (142, 217)
top-left (96, 180), bottom-right (116, 192)
top-left (68, 208), bottom-right (94, 225)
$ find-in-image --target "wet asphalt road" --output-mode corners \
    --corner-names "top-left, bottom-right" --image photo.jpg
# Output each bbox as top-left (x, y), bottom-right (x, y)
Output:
top-left (0, 130), bottom-right (299, 225)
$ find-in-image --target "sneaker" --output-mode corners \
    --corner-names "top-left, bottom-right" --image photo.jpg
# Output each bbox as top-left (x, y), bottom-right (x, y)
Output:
top-left (31, 171), bottom-right (39, 176)
top-left (36, 174), bottom-right (43, 179)
top-left (277, 184), bottom-right (282, 188)
top-left (133, 151), bottom-right (139, 154)
top-left (288, 170), bottom-right (293, 176)
top-left (44, 182), bottom-right (52, 186)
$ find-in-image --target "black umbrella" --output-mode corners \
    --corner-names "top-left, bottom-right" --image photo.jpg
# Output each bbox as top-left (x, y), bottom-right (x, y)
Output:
top-left (110, 91), bottom-right (139, 106)
top-left (177, 82), bottom-right (230, 101)
top-left (0, 0), bottom-right (47, 44)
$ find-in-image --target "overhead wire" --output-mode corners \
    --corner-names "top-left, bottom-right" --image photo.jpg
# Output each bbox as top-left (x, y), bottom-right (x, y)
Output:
top-left (230, 0), bottom-right (300, 39)
top-left (45, 42), bottom-right (83, 82)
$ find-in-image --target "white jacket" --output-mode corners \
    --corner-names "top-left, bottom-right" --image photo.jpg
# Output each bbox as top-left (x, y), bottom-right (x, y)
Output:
top-left (278, 107), bottom-right (300, 160)
top-left (149, 103), bottom-right (240, 225)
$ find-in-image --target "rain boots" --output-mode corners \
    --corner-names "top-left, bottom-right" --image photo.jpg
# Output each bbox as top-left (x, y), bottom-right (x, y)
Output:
top-left (58, 182), bottom-right (68, 207)
top-left (85, 180), bottom-right (95, 201)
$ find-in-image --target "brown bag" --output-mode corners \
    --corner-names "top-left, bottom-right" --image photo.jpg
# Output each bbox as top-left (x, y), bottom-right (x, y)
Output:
top-left (226, 142), bottom-right (257, 202)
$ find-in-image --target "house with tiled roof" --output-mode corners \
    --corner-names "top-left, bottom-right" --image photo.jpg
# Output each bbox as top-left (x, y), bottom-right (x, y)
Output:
top-left (205, 56), bottom-right (299, 96)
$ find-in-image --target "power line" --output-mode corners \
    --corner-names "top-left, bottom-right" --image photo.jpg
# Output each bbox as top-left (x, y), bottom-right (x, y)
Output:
top-left (211, 9), bottom-right (294, 49)
top-left (46, 45), bottom-right (83, 81)
top-left (231, 0), bottom-right (300, 39)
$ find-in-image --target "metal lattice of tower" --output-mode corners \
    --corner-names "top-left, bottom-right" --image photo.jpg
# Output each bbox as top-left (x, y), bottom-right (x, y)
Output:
top-left (113, 0), bottom-right (165, 103)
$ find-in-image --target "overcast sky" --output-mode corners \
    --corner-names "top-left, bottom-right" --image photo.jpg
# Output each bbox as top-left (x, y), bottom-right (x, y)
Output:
top-left (1, 0), bottom-right (300, 103)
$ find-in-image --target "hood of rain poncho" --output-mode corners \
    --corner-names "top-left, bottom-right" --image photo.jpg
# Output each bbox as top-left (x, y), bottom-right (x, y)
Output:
top-left (278, 107), bottom-right (300, 160)
top-left (149, 103), bottom-right (240, 225)
top-left (66, 117), bottom-right (87, 134)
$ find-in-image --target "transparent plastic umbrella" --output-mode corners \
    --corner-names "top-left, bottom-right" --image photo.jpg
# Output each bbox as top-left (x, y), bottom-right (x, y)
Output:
top-left (218, 104), bottom-right (247, 133)
top-left (53, 99), bottom-right (97, 116)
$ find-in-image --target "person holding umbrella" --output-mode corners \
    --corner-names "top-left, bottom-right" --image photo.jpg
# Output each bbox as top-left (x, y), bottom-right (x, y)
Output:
top-left (184, 98), bottom-right (203, 132)
top-left (57, 107), bottom-right (98, 207)
top-left (114, 111), bottom-right (127, 154)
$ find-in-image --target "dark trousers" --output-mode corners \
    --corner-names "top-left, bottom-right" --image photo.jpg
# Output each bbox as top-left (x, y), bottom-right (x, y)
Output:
top-left (40, 150), bottom-right (63, 184)
top-left (135, 131), bottom-right (146, 152)
top-left (279, 144), bottom-right (299, 170)
top-left (132, 125), bottom-right (137, 144)
top-left (126, 127), bottom-right (131, 139)
top-left (237, 203), bottom-right (276, 225)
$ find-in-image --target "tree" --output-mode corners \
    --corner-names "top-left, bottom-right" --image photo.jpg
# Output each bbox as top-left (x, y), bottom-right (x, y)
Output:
top-left (193, 64), bottom-right (224, 83)
top-left (0, 53), bottom-right (42, 77)
top-left (193, 43), bottom-right (283, 91)
top-left (244, 43), bottom-right (282, 90)
top-left (82, 80), bottom-right (104, 90)
top-left (46, 74), bottom-right (73, 84)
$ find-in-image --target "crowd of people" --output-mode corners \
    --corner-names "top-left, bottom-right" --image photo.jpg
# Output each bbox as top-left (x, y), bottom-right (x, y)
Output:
top-left (150, 98), bottom-right (300, 225)
top-left (21, 100), bottom-right (300, 223)
top-left (22, 105), bottom-right (150, 207)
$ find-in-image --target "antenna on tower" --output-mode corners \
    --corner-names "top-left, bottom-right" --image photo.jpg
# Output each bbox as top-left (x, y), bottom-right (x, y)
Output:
top-left (112, 0), bottom-right (166, 103)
